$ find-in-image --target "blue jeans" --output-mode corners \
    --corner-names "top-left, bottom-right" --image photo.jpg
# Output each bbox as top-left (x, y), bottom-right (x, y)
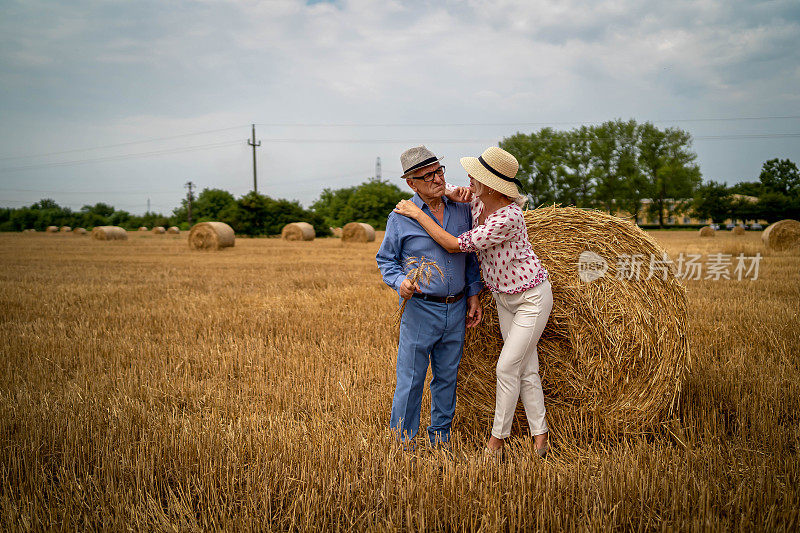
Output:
top-left (390, 296), bottom-right (466, 445)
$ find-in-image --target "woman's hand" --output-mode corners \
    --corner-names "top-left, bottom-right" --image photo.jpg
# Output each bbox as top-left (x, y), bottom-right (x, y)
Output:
top-left (445, 186), bottom-right (472, 203)
top-left (394, 199), bottom-right (424, 220)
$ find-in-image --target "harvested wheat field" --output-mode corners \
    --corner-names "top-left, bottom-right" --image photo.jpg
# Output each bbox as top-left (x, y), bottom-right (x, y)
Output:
top-left (0, 228), bottom-right (798, 530)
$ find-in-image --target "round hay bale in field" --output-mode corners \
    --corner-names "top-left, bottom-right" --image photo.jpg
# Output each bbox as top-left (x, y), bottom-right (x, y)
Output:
top-left (342, 222), bottom-right (375, 242)
top-left (731, 225), bottom-right (745, 236)
top-left (46, 226), bottom-right (58, 233)
top-left (458, 206), bottom-right (689, 441)
top-left (59, 226), bottom-right (71, 233)
top-left (331, 227), bottom-right (343, 238)
top-left (698, 226), bottom-right (715, 237)
top-left (762, 219), bottom-right (800, 251)
top-left (152, 226), bottom-right (166, 234)
top-left (167, 226), bottom-right (180, 234)
top-left (188, 221), bottom-right (235, 250)
top-left (22, 228), bottom-right (36, 234)
top-left (72, 227), bottom-right (87, 235)
top-left (138, 227), bottom-right (148, 232)
top-left (281, 222), bottom-right (315, 241)
top-left (91, 226), bottom-right (128, 241)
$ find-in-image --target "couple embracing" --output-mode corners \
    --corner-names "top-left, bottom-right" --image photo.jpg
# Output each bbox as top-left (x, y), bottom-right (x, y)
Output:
top-left (376, 145), bottom-right (553, 457)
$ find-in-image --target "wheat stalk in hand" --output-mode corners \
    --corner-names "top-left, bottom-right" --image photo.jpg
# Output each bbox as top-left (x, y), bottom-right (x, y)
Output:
top-left (394, 256), bottom-right (444, 325)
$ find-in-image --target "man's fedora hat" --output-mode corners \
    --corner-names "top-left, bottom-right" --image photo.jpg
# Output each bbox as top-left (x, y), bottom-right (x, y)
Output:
top-left (460, 146), bottom-right (523, 199)
top-left (400, 146), bottom-right (443, 179)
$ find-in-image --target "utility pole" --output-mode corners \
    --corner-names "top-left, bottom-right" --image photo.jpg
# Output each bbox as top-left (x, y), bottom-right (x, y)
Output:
top-left (147, 197), bottom-right (150, 214)
top-left (247, 124), bottom-right (261, 193)
top-left (185, 181), bottom-right (195, 225)
top-left (375, 157), bottom-right (382, 180)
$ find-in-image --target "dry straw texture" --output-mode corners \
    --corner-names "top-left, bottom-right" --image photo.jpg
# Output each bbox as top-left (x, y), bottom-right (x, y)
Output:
top-left (72, 228), bottom-right (87, 235)
top-left (59, 226), bottom-right (72, 233)
top-left (0, 231), bottom-right (798, 530)
top-left (331, 227), bottom-right (343, 238)
top-left (731, 226), bottom-right (746, 236)
top-left (167, 226), bottom-right (180, 234)
top-left (46, 226), bottom-right (58, 233)
top-left (342, 222), bottom-right (376, 242)
top-left (152, 226), bottom-right (166, 234)
top-left (460, 206), bottom-right (689, 441)
top-left (90, 226), bottom-right (128, 241)
top-left (188, 221), bottom-right (235, 251)
top-left (698, 226), bottom-right (715, 237)
top-left (281, 222), bottom-right (315, 241)
top-left (762, 219), bottom-right (800, 251)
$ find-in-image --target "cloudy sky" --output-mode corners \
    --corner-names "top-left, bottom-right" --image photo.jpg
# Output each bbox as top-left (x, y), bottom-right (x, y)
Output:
top-left (1, 0), bottom-right (799, 214)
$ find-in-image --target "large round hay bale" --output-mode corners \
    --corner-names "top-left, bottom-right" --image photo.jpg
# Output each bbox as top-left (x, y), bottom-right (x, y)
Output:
top-left (188, 221), bottom-right (235, 250)
top-left (458, 206), bottom-right (689, 442)
top-left (342, 222), bottom-right (375, 242)
top-left (331, 227), bottom-right (343, 238)
top-left (152, 226), bottom-right (166, 234)
top-left (281, 222), bottom-right (315, 241)
top-left (731, 225), bottom-right (745, 236)
top-left (22, 229), bottom-right (36, 234)
top-left (46, 226), bottom-right (58, 233)
top-left (698, 226), bottom-right (715, 237)
top-left (762, 219), bottom-right (800, 251)
top-left (72, 227), bottom-right (87, 235)
top-left (167, 226), bottom-right (180, 234)
top-left (91, 226), bottom-right (128, 241)
top-left (138, 227), bottom-right (148, 232)
top-left (59, 226), bottom-right (71, 233)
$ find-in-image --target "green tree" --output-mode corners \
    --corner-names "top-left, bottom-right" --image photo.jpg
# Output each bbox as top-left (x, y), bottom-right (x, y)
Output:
top-left (753, 192), bottom-right (792, 224)
top-left (692, 181), bottom-right (732, 223)
top-left (223, 192), bottom-right (330, 236)
top-left (728, 181), bottom-right (762, 197)
top-left (172, 188), bottom-right (236, 224)
top-left (311, 178), bottom-right (409, 230)
top-left (638, 123), bottom-right (701, 227)
top-left (759, 158), bottom-right (800, 197)
top-left (559, 125), bottom-right (594, 207)
top-left (500, 129), bottom-right (562, 207)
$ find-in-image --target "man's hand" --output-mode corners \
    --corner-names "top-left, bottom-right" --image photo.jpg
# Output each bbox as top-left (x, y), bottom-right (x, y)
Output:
top-left (446, 186), bottom-right (472, 203)
top-left (466, 294), bottom-right (483, 328)
top-left (398, 279), bottom-right (421, 300)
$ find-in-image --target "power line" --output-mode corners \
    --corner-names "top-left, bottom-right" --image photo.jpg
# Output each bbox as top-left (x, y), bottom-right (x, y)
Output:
top-left (0, 140), bottom-right (243, 173)
top-left (255, 115), bottom-right (800, 128)
top-left (0, 125), bottom-right (250, 162)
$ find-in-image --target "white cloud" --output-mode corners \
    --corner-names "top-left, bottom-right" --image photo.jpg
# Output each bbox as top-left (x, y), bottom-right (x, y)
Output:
top-left (1, 0), bottom-right (798, 211)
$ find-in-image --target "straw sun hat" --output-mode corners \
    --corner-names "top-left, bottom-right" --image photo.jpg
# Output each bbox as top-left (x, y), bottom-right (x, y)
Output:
top-left (460, 146), bottom-right (523, 199)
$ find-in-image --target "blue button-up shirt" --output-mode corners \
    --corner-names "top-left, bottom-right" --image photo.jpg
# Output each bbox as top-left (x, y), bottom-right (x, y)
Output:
top-left (376, 194), bottom-right (482, 298)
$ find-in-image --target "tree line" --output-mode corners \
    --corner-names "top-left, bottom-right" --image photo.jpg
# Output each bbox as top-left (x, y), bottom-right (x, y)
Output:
top-left (500, 120), bottom-right (799, 226)
top-left (3, 119), bottom-right (798, 233)
top-left (0, 178), bottom-right (410, 236)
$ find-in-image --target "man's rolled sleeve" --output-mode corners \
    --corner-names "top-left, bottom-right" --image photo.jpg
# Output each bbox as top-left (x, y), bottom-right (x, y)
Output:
top-left (375, 215), bottom-right (406, 293)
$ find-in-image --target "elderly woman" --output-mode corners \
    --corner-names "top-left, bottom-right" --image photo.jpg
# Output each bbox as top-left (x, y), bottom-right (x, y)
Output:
top-left (394, 146), bottom-right (552, 457)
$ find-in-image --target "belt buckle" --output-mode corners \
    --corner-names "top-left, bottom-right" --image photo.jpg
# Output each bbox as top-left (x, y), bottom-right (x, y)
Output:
top-left (445, 295), bottom-right (455, 304)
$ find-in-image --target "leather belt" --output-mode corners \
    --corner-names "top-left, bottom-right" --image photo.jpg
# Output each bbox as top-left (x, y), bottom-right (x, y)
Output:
top-left (412, 292), bottom-right (465, 304)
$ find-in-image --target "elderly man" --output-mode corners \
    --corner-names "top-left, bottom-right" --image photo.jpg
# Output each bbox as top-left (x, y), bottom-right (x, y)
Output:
top-left (376, 145), bottom-right (483, 447)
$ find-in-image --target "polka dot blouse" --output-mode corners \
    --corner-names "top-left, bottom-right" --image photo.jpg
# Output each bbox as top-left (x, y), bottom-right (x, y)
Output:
top-left (455, 193), bottom-right (548, 294)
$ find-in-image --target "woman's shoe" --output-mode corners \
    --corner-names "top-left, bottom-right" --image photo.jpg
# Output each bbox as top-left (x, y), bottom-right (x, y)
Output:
top-left (535, 443), bottom-right (549, 458)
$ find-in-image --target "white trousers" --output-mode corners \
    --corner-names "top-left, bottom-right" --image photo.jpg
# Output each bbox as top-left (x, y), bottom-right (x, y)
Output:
top-left (491, 280), bottom-right (553, 439)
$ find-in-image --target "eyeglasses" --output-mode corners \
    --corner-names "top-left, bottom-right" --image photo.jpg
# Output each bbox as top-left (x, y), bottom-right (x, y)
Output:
top-left (412, 165), bottom-right (445, 183)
